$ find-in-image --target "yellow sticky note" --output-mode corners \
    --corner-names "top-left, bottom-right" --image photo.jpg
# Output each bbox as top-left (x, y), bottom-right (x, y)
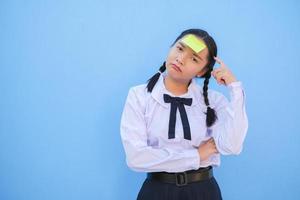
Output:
top-left (181, 34), bottom-right (207, 53)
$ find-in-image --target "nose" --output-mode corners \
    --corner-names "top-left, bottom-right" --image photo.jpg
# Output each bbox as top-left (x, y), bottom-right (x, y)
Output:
top-left (176, 53), bottom-right (186, 65)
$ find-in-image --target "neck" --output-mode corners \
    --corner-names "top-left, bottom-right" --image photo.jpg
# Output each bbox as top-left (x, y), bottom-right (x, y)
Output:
top-left (164, 75), bottom-right (190, 96)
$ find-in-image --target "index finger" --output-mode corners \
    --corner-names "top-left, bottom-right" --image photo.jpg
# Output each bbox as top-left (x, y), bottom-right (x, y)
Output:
top-left (214, 56), bottom-right (223, 64)
top-left (214, 56), bottom-right (226, 68)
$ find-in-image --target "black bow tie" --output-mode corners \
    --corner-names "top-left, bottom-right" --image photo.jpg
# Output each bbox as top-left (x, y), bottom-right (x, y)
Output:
top-left (163, 94), bottom-right (193, 140)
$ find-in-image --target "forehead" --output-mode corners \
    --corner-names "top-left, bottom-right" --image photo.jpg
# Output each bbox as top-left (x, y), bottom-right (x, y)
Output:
top-left (176, 38), bottom-right (209, 59)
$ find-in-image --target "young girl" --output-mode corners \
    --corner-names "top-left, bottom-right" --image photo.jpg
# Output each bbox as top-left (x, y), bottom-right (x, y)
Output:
top-left (120, 28), bottom-right (248, 200)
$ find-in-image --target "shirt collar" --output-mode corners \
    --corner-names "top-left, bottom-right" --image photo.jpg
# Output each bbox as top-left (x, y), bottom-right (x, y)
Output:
top-left (151, 73), bottom-right (202, 108)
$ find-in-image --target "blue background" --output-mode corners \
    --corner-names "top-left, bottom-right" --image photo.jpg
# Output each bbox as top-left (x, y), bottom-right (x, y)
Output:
top-left (1, 0), bottom-right (299, 199)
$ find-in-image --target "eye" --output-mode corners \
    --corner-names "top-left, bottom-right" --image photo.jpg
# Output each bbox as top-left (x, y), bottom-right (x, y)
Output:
top-left (176, 46), bottom-right (183, 51)
top-left (192, 57), bottom-right (199, 63)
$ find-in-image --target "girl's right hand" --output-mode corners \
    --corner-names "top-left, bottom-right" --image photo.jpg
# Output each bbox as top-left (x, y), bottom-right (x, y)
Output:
top-left (198, 138), bottom-right (219, 161)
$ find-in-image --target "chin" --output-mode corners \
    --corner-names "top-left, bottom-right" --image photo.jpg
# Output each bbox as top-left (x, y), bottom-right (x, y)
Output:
top-left (166, 71), bottom-right (189, 84)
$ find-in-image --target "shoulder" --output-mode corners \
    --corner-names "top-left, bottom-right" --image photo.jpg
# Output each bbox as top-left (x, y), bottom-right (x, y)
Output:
top-left (194, 84), bottom-right (228, 109)
top-left (128, 83), bottom-right (148, 99)
top-left (209, 89), bottom-right (228, 106)
top-left (126, 83), bottom-right (151, 109)
top-left (207, 89), bottom-right (229, 111)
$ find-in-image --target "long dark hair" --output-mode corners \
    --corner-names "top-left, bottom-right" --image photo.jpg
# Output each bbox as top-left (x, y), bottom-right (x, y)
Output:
top-left (146, 29), bottom-right (218, 127)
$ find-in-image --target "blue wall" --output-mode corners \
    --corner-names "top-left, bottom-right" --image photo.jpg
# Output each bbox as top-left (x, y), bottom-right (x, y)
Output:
top-left (1, 0), bottom-right (299, 199)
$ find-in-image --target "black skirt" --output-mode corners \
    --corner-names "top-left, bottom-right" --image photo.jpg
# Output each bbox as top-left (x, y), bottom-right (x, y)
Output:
top-left (137, 175), bottom-right (223, 200)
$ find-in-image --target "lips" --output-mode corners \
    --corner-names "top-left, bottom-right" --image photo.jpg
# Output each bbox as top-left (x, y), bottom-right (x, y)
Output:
top-left (171, 64), bottom-right (182, 72)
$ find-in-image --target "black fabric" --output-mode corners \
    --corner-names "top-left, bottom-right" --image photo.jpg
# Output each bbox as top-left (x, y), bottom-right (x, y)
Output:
top-left (163, 94), bottom-right (192, 140)
top-left (147, 166), bottom-right (213, 186)
top-left (137, 176), bottom-right (223, 200)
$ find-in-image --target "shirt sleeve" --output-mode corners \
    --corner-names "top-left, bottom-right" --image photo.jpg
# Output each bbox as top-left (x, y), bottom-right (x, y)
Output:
top-left (120, 87), bottom-right (200, 172)
top-left (210, 81), bottom-right (249, 155)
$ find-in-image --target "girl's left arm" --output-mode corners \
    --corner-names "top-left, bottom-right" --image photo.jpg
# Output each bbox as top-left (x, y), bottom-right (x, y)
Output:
top-left (210, 56), bottom-right (249, 155)
top-left (210, 81), bottom-right (248, 155)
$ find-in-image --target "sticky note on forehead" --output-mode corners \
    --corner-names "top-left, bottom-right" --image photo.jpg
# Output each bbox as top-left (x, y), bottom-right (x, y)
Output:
top-left (181, 34), bottom-right (207, 53)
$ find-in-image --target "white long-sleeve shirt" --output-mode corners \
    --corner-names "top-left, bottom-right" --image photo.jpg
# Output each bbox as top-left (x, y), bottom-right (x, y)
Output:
top-left (120, 73), bottom-right (248, 173)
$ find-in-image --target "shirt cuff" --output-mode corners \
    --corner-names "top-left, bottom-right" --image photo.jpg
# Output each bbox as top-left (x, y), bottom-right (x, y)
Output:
top-left (227, 81), bottom-right (245, 101)
top-left (184, 148), bottom-right (200, 170)
top-left (227, 81), bottom-right (242, 89)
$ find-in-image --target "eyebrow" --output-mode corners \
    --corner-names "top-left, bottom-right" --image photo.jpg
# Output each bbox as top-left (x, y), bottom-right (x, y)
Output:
top-left (178, 42), bottom-right (203, 61)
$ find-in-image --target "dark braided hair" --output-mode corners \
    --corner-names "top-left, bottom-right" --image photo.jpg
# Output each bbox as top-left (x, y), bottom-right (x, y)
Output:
top-left (146, 29), bottom-right (218, 127)
top-left (202, 67), bottom-right (217, 127)
top-left (147, 62), bottom-right (166, 92)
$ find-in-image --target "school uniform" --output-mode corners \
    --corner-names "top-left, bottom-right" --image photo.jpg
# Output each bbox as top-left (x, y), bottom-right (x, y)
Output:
top-left (120, 72), bottom-right (248, 200)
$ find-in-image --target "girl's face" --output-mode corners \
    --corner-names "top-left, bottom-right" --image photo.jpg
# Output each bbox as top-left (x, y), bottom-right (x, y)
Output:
top-left (165, 36), bottom-right (210, 84)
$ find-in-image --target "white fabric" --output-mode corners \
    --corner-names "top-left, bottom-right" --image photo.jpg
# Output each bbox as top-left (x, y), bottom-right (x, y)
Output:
top-left (120, 73), bottom-right (248, 172)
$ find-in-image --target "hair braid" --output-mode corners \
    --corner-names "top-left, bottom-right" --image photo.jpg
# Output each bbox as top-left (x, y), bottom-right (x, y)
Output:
top-left (146, 62), bottom-right (166, 92)
top-left (203, 69), bottom-right (218, 127)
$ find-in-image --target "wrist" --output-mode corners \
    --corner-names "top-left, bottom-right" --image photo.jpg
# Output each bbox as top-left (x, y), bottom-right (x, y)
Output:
top-left (226, 77), bottom-right (237, 85)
